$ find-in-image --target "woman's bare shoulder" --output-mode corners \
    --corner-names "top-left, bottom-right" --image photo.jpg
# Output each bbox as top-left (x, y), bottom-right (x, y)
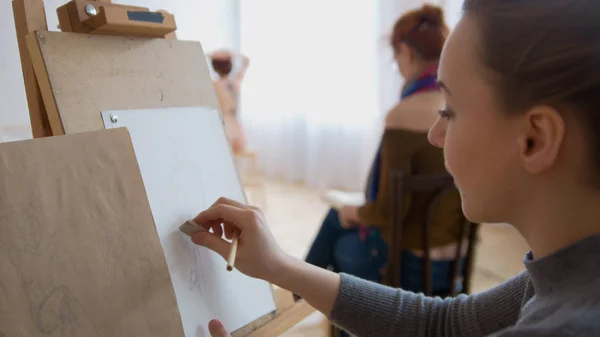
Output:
top-left (385, 91), bottom-right (444, 132)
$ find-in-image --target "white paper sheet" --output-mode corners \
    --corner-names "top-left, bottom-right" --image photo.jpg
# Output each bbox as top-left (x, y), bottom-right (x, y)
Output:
top-left (102, 107), bottom-right (276, 337)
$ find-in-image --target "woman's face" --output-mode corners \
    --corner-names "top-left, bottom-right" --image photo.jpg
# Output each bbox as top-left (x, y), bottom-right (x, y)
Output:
top-left (428, 16), bottom-right (526, 224)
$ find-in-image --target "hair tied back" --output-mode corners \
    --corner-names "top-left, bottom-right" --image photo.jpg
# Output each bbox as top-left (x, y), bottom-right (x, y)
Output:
top-left (419, 4), bottom-right (444, 27)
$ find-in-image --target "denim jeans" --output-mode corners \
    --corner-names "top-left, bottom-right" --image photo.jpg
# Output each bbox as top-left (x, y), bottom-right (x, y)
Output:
top-left (305, 208), bottom-right (465, 288)
top-left (305, 209), bottom-right (465, 335)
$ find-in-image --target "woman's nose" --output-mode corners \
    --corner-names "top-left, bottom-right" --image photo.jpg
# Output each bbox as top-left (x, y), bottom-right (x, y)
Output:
top-left (428, 117), bottom-right (446, 148)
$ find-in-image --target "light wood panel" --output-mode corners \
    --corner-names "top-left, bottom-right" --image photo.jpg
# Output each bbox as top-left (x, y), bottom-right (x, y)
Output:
top-left (26, 30), bottom-right (220, 135)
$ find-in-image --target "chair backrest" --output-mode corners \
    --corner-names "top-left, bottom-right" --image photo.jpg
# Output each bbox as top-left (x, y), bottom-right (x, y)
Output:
top-left (386, 170), bottom-right (480, 296)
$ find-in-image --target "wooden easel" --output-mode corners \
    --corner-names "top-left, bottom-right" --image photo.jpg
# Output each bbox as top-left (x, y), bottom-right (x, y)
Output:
top-left (12, 0), bottom-right (316, 335)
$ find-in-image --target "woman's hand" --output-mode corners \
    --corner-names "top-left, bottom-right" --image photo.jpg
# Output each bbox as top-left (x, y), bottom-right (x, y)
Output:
top-left (208, 320), bottom-right (230, 337)
top-left (191, 197), bottom-right (288, 282)
top-left (339, 205), bottom-right (361, 228)
top-left (193, 198), bottom-right (342, 318)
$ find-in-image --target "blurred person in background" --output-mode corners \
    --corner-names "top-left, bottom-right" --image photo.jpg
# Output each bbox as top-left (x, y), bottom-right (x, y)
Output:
top-left (210, 50), bottom-right (250, 153)
top-left (303, 4), bottom-right (466, 298)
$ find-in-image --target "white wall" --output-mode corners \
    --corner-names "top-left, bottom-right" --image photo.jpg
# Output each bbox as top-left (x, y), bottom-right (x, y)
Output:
top-left (443, 0), bottom-right (464, 29)
top-left (0, 0), bottom-right (237, 142)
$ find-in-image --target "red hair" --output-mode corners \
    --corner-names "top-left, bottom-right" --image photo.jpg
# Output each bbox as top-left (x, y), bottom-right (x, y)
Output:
top-left (390, 4), bottom-right (449, 60)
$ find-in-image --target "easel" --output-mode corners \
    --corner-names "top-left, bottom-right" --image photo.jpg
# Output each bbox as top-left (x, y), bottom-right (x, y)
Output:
top-left (12, 0), bottom-right (316, 335)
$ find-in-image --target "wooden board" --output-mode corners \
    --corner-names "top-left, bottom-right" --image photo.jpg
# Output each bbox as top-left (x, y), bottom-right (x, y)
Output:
top-left (26, 30), bottom-right (220, 135)
top-left (0, 128), bottom-right (185, 336)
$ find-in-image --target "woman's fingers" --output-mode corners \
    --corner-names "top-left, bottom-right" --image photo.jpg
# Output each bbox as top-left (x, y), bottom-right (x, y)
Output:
top-left (201, 218), bottom-right (223, 231)
top-left (223, 221), bottom-right (237, 240)
top-left (211, 223), bottom-right (223, 238)
top-left (194, 203), bottom-right (255, 230)
top-left (209, 197), bottom-right (248, 209)
top-left (208, 319), bottom-right (230, 337)
top-left (192, 198), bottom-right (255, 242)
top-left (192, 231), bottom-right (231, 259)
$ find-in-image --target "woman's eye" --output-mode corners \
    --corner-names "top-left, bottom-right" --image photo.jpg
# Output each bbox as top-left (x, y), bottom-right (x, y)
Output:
top-left (438, 108), bottom-right (453, 119)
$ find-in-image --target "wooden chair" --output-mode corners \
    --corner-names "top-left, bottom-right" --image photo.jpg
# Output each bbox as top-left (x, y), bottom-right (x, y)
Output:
top-left (330, 172), bottom-right (479, 336)
top-left (386, 171), bottom-right (480, 296)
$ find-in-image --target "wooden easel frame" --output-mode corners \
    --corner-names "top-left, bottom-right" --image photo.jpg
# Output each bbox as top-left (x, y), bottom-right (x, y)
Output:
top-left (12, 0), bottom-right (316, 335)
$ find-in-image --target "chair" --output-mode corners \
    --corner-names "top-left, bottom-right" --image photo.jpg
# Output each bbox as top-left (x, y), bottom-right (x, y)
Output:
top-left (385, 171), bottom-right (480, 296)
top-left (329, 172), bottom-right (480, 336)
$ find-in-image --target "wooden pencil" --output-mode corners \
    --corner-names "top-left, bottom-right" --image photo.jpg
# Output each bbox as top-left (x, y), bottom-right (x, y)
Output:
top-left (227, 235), bottom-right (239, 271)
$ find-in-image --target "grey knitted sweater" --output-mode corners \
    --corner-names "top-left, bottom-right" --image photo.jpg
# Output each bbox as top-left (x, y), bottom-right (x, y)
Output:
top-left (330, 235), bottom-right (600, 336)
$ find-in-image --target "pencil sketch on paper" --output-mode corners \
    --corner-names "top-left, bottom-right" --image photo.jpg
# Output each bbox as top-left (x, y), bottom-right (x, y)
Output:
top-left (99, 107), bottom-right (279, 333)
top-left (1, 190), bottom-right (157, 336)
top-left (169, 137), bottom-right (218, 299)
top-left (3, 204), bottom-right (100, 336)
top-left (197, 248), bottom-right (224, 315)
top-left (33, 286), bottom-right (99, 337)
top-left (189, 244), bottom-right (206, 293)
top-left (172, 142), bottom-right (226, 316)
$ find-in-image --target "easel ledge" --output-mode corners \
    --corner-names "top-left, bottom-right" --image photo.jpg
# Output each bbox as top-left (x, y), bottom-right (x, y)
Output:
top-left (12, 0), bottom-right (317, 335)
top-left (235, 288), bottom-right (316, 337)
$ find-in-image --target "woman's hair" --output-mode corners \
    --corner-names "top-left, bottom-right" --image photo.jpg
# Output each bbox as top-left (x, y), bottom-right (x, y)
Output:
top-left (211, 58), bottom-right (233, 77)
top-left (463, 0), bottom-right (600, 168)
top-left (390, 4), bottom-right (448, 60)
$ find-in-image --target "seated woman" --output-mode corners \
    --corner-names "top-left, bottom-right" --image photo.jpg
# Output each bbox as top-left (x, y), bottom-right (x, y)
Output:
top-left (210, 50), bottom-right (250, 153)
top-left (304, 5), bottom-right (465, 294)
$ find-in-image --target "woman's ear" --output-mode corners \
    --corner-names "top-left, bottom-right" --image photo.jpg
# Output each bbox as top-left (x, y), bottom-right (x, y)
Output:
top-left (397, 42), bottom-right (407, 55)
top-left (518, 106), bottom-right (565, 174)
top-left (398, 42), bottom-right (416, 62)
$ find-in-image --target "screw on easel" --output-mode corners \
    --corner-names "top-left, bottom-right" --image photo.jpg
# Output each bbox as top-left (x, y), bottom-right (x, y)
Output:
top-left (37, 31), bottom-right (46, 43)
top-left (85, 4), bottom-right (97, 16)
top-left (110, 114), bottom-right (118, 123)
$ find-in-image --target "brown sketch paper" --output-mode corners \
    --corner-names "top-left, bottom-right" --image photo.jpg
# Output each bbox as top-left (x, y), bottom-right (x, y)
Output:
top-left (0, 128), bottom-right (184, 336)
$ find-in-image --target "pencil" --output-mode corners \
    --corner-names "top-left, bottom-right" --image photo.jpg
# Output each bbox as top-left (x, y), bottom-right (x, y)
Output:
top-left (226, 235), bottom-right (239, 271)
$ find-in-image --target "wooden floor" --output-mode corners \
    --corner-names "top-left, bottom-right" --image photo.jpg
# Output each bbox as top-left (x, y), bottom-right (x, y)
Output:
top-left (245, 179), bottom-right (530, 336)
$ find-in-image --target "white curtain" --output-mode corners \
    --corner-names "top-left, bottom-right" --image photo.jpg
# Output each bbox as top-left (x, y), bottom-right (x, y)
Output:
top-left (238, 0), bottom-right (456, 191)
top-left (239, 1), bottom-right (387, 191)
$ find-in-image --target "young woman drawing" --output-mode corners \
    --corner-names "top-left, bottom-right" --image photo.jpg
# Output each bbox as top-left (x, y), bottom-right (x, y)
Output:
top-left (193, 0), bottom-right (600, 335)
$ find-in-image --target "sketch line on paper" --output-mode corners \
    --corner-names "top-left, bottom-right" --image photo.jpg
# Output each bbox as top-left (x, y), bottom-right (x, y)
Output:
top-left (172, 162), bottom-right (207, 295)
top-left (198, 247), bottom-right (224, 315)
top-left (100, 230), bottom-right (157, 292)
top-left (35, 286), bottom-right (70, 333)
top-left (34, 285), bottom-right (100, 337)
top-left (0, 194), bottom-right (63, 256)
top-left (168, 134), bottom-right (213, 297)
top-left (8, 244), bottom-right (100, 337)
top-left (3, 191), bottom-right (155, 336)
top-left (189, 248), bottom-right (205, 292)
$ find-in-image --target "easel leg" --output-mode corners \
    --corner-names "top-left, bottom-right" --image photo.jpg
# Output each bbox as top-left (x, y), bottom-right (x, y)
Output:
top-left (12, 0), bottom-right (52, 138)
